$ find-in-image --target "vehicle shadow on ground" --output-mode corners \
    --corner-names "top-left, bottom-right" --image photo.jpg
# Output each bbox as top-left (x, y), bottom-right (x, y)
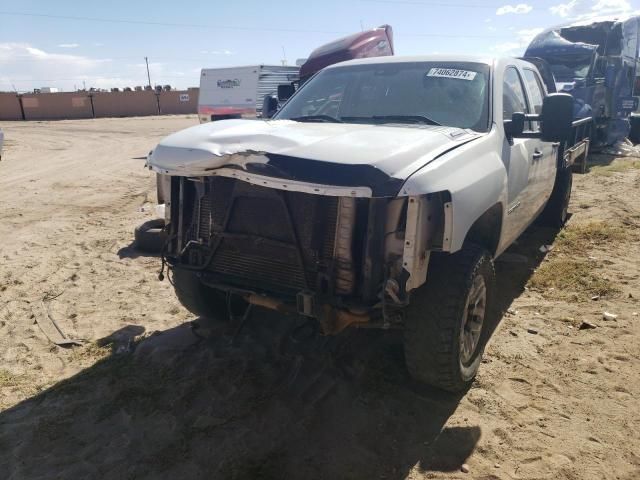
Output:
top-left (0, 225), bottom-right (561, 480)
top-left (0, 315), bottom-right (480, 480)
top-left (489, 222), bottom-right (562, 337)
top-left (117, 240), bottom-right (160, 259)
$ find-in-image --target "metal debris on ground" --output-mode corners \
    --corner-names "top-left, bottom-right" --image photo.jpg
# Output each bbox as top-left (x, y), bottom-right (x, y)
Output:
top-left (35, 299), bottom-right (85, 347)
top-left (599, 140), bottom-right (640, 158)
top-left (579, 320), bottom-right (597, 330)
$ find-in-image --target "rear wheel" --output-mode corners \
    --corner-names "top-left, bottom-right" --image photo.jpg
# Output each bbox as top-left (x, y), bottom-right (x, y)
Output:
top-left (404, 244), bottom-right (496, 393)
top-left (540, 167), bottom-right (572, 228)
top-left (171, 268), bottom-right (228, 321)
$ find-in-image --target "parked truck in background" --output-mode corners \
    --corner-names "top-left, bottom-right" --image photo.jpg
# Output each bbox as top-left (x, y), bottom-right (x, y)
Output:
top-left (525, 15), bottom-right (640, 147)
top-left (269, 25), bottom-right (394, 110)
top-left (198, 65), bottom-right (299, 123)
top-left (148, 55), bottom-right (575, 392)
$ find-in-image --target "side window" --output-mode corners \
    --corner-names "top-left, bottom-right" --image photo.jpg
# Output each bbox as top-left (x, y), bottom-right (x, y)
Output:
top-left (503, 67), bottom-right (529, 122)
top-left (523, 69), bottom-right (545, 131)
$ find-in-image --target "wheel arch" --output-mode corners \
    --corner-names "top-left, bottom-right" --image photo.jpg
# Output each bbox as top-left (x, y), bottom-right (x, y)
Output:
top-left (461, 203), bottom-right (504, 257)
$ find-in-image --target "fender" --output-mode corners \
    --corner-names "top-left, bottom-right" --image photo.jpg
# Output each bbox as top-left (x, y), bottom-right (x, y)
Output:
top-left (400, 129), bottom-right (507, 253)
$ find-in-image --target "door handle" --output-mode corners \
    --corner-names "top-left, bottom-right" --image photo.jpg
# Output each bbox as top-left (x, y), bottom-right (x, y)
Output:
top-left (532, 149), bottom-right (543, 161)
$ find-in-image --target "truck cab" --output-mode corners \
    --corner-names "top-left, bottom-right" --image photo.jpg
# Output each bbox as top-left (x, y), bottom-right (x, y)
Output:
top-left (148, 55), bottom-right (574, 392)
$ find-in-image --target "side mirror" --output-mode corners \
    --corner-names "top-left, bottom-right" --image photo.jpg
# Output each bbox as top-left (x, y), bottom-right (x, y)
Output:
top-left (277, 84), bottom-right (295, 102)
top-left (541, 93), bottom-right (574, 142)
top-left (504, 112), bottom-right (525, 137)
top-left (261, 95), bottom-right (278, 119)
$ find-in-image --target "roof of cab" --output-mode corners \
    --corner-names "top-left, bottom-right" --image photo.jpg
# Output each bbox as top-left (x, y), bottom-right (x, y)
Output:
top-left (324, 54), bottom-right (493, 68)
top-left (323, 54), bottom-right (533, 71)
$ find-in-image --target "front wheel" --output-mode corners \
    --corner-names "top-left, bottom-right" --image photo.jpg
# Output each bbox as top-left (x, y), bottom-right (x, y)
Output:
top-left (403, 244), bottom-right (496, 393)
top-left (171, 268), bottom-right (229, 321)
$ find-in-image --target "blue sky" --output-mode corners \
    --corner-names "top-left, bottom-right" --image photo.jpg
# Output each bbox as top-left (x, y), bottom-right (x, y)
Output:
top-left (0, 0), bottom-right (637, 91)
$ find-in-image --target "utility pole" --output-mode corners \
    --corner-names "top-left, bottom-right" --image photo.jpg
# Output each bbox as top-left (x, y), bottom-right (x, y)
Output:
top-left (145, 56), bottom-right (152, 88)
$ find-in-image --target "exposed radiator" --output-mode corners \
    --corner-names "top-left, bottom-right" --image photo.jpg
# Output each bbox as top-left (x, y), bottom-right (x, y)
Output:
top-left (185, 177), bottom-right (339, 296)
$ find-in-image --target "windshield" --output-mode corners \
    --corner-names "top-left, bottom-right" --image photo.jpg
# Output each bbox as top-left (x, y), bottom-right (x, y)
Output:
top-left (547, 54), bottom-right (593, 81)
top-left (274, 62), bottom-right (490, 132)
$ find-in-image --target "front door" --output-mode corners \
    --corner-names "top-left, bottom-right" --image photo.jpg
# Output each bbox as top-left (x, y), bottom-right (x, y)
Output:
top-left (501, 66), bottom-right (537, 244)
top-left (522, 68), bottom-right (558, 215)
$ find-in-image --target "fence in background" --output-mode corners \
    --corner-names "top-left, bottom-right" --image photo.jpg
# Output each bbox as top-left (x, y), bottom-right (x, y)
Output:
top-left (0, 88), bottom-right (199, 121)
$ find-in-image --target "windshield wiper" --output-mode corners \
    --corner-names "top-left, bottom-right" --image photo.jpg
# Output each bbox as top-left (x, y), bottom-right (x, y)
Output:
top-left (290, 115), bottom-right (343, 123)
top-left (342, 115), bottom-right (441, 126)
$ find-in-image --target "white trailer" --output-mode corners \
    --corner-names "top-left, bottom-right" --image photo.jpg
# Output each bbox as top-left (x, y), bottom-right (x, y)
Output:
top-left (198, 65), bottom-right (299, 123)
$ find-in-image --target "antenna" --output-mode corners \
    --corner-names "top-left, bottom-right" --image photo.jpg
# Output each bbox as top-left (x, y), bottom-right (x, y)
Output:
top-left (281, 46), bottom-right (287, 66)
top-left (360, 20), bottom-right (364, 31)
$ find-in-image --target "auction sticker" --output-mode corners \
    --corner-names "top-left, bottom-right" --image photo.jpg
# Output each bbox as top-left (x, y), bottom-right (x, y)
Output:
top-left (427, 68), bottom-right (477, 81)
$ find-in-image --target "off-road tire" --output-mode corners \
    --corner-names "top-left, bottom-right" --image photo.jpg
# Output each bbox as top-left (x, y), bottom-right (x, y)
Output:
top-left (134, 219), bottom-right (168, 253)
top-left (404, 244), bottom-right (496, 393)
top-left (171, 268), bottom-right (228, 321)
top-left (540, 167), bottom-right (572, 228)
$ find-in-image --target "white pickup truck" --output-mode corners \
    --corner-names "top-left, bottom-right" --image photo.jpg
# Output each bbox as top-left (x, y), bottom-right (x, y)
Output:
top-left (148, 55), bottom-right (575, 392)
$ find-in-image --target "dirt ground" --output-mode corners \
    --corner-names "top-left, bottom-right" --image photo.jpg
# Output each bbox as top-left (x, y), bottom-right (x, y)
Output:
top-left (0, 116), bottom-right (639, 480)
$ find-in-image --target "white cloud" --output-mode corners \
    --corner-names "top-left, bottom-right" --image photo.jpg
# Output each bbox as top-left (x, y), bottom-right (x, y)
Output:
top-left (549, 0), bottom-right (637, 20)
top-left (549, 0), bottom-right (580, 17)
top-left (491, 27), bottom-right (545, 55)
top-left (0, 43), bottom-right (198, 92)
top-left (200, 49), bottom-right (235, 55)
top-left (492, 42), bottom-right (523, 53)
top-left (57, 43), bottom-right (79, 48)
top-left (496, 3), bottom-right (533, 15)
top-left (518, 27), bottom-right (546, 43)
top-left (592, 0), bottom-right (631, 13)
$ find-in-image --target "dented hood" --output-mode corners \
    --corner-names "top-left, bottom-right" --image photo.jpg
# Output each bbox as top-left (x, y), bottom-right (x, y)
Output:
top-left (148, 119), bottom-right (482, 195)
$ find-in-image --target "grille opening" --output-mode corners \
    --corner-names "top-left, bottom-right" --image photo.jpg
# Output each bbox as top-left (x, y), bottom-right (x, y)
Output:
top-left (180, 177), bottom-right (341, 297)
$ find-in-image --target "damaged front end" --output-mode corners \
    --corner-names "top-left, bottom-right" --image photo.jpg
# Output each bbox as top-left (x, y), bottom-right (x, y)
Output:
top-left (147, 118), bottom-right (473, 333)
top-left (159, 170), bottom-right (449, 334)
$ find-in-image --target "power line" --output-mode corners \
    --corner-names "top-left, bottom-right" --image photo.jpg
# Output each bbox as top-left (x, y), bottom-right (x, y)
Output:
top-left (0, 11), bottom-right (345, 34)
top-left (0, 10), bottom-right (512, 38)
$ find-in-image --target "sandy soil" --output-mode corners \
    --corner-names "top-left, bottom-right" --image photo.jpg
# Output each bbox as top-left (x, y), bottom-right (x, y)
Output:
top-left (0, 116), bottom-right (639, 480)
